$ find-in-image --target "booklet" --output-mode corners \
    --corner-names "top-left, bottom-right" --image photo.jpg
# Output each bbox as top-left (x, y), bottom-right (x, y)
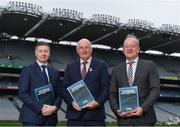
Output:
top-left (67, 80), bottom-right (95, 109)
top-left (34, 84), bottom-right (55, 105)
top-left (119, 86), bottom-right (139, 112)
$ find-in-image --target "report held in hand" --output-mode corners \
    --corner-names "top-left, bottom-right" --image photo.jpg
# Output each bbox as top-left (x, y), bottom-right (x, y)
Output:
top-left (67, 80), bottom-right (95, 109)
top-left (34, 84), bottom-right (55, 105)
top-left (119, 86), bottom-right (139, 112)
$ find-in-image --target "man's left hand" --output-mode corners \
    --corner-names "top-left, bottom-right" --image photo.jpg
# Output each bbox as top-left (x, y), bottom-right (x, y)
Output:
top-left (127, 107), bottom-right (144, 117)
top-left (41, 104), bottom-right (57, 116)
top-left (85, 101), bottom-right (99, 109)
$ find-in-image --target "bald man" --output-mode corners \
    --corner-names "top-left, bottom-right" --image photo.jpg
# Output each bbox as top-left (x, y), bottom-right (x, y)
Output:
top-left (63, 38), bottom-right (110, 126)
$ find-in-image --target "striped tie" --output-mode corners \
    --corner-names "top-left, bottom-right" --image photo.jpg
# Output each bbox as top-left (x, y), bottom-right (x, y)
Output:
top-left (128, 62), bottom-right (134, 87)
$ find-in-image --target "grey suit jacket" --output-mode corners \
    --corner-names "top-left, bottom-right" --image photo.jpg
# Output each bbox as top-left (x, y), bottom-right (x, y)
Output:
top-left (109, 58), bottom-right (160, 125)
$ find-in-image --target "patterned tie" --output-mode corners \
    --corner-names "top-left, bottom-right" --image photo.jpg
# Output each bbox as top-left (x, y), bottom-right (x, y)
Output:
top-left (81, 61), bottom-right (88, 79)
top-left (128, 62), bottom-right (134, 87)
top-left (41, 65), bottom-right (49, 84)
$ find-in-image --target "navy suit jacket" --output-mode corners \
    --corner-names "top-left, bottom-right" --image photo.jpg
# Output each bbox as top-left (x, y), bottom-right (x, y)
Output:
top-left (18, 62), bottom-right (62, 124)
top-left (63, 57), bottom-right (109, 120)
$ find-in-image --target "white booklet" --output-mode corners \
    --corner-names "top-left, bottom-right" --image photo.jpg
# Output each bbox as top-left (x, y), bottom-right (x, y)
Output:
top-left (119, 86), bottom-right (139, 112)
top-left (67, 80), bottom-right (95, 109)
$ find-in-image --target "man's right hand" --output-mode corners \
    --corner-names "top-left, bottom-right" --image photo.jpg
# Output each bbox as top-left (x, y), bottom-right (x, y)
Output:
top-left (117, 107), bottom-right (144, 118)
top-left (117, 110), bottom-right (131, 118)
top-left (72, 101), bottom-right (81, 111)
top-left (41, 104), bottom-right (57, 116)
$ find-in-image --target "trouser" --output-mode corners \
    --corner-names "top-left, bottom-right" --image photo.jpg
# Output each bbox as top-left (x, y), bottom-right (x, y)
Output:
top-left (67, 119), bottom-right (106, 126)
top-left (23, 120), bottom-right (57, 126)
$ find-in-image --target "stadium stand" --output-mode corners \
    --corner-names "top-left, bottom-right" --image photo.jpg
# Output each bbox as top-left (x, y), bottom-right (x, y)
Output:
top-left (1, 40), bottom-right (180, 100)
top-left (155, 102), bottom-right (180, 124)
top-left (50, 44), bottom-right (77, 70)
top-left (0, 1), bottom-right (180, 125)
top-left (93, 49), bottom-right (125, 67)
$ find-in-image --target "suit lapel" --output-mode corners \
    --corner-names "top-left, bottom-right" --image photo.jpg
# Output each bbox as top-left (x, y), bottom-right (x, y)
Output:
top-left (47, 65), bottom-right (52, 83)
top-left (84, 58), bottom-right (95, 80)
top-left (34, 62), bottom-right (46, 84)
top-left (122, 62), bottom-right (129, 85)
top-left (134, 59), bottom-right (143, 84)
top-left (76, 60), bottom-right (82, 80)
top-left (80, 58), bottom-right (96, 80)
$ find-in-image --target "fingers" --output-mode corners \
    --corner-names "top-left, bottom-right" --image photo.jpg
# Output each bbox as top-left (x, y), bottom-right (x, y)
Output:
top-left (118, 111), bottom-right (131, 118)
top-left (117, 110), bottom-right (135, 118)
top-left (41, 105), bottom-right (57, 116)
top-left (71, 101), bottom-right (99, 111)
top-left (84, 101), bottom-right (99, 109)
top-left (117, 107), bottom-right (144, 118)
top-left (130, 107), bottom-right (143, 116)
top-left (72, 101), bottom-right (81, 111)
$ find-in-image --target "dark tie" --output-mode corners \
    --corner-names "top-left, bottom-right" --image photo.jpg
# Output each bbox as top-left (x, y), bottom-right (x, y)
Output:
top-left (81, 61), bottom-right (88, 79)
top-left (41, 65), bottom-right (48, 84)
top-left (128, 62), bottom-right (134, 87)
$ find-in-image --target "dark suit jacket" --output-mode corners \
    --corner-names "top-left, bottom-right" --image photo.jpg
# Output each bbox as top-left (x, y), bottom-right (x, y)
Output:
top-left (63, 57), bottom-right (109, 120)
top-left (18, 62), bottom-right (62, 124)
top-left (109, 58), bottom-right (160, 125)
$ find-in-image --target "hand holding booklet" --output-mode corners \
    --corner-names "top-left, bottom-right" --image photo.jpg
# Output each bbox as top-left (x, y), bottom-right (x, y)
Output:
top-left (34, 84), bottom-right (55, 105)
top-left (119, 86), bottom-right (139, 112)
top-left (67, 80), bottom-right (95, 109)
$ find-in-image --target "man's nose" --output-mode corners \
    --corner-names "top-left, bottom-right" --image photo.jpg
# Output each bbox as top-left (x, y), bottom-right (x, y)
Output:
top-left (127, 47), bottom-right (132, 50)
top-left (82, 48), bottom-right (87, 52)
top-left (42, 51), bottom-right (47, 55)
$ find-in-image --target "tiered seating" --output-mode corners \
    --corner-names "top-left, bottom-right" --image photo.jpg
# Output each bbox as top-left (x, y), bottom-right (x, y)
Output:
top-left (50, 44), bottom-right (77, 70)
top-left (1, 40), bottom-right (180, 77)
top-left (1, 40), bottom-right (180, 82)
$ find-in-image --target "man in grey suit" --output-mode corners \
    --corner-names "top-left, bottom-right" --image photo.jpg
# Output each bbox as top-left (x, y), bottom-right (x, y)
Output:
top-left (109, 34), bottom-right (160, 126)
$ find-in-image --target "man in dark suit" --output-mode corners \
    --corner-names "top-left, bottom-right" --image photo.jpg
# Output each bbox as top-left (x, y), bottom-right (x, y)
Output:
top-left (63, 38), bottom-right (109, 126)
top-left (109, 34), bottom-right (160, 126)
top-left (18, 42), bottom-right (62, 126)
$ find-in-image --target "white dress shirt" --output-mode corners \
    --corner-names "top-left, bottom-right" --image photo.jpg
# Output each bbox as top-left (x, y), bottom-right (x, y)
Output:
top-left (126, 57), bottom-right (139, 83)
top-left (36, 60), bottom-right (50, 82)
top-left (80, 57), bottom-right (92, 73)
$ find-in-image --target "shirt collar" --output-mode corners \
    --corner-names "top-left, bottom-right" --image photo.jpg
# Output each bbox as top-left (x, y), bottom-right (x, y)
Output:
top-left (80, 57), bottom-right (92, 64)
top-left (36, 60), bottom-right (48, 67)
top-left (126, 57), bottom-right (139, 64)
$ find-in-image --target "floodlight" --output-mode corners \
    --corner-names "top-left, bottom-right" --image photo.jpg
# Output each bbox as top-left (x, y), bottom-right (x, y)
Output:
top-left (160, 24), bottom-right (180, 34)
top-left (92, 14), bottom-right (120, 25)
top-left (127, 19), bottom-right (154, 30)
top-left (7, 1), bottom-right (42, 15)
top-left (51, 8), bottom-right (83, 20)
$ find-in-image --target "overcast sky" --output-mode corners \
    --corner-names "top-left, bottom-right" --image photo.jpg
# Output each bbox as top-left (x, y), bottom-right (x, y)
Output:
top-left (1, 0), bottom-right (180, 27)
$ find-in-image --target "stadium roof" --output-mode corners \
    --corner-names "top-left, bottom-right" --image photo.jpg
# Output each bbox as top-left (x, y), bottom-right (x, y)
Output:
top-left (0, 2), bottom-right (180, 54)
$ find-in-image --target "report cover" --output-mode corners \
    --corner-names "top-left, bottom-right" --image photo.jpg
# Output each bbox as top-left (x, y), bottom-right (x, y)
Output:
top-left (119, 86), bottom-right (139, 112)
top-left (34, 84), bottom-right (54, 105)
top-left (67, 80), bottom-right (95, 109)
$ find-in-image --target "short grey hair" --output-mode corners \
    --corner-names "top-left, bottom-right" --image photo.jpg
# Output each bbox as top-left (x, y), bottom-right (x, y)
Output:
top-left (123, 34), bottom-right (139, 46)
top-left (76, 38), bottom-right (92, 49)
